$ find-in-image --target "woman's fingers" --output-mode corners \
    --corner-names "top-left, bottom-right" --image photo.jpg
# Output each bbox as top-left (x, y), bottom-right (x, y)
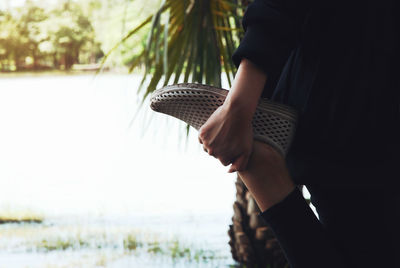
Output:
top-left (219, 156), bottom-right (233, 166)
top-left (202, 142), bottom-right (234, 164)
top-left (228, 153), bottom-right (250, 173)
top-left (200, 139), bottom-right (246, 168)
top-left (198, 124), bottom-right (209, 143)
top-left (202, 144), bottom-right (216, 157)
top-left (200, 137), bottom-right (251, 171)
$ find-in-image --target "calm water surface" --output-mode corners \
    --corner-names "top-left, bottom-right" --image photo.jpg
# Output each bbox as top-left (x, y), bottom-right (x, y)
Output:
top-left (0, 73), bottom-right (238, 267)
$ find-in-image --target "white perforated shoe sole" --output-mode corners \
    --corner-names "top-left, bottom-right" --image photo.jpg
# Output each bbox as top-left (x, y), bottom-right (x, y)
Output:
top-left (150, 83), bottom-right (298, 156)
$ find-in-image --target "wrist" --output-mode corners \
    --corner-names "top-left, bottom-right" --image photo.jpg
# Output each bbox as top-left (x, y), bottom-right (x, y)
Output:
top-left (223, 58), bottom-right (267, 120)
top-left (223, 95), bottom-right (255, 121)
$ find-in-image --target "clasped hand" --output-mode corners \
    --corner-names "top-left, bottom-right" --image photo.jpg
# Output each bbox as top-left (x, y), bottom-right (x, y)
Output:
top-left (198, 102), bottom-right (254, 173)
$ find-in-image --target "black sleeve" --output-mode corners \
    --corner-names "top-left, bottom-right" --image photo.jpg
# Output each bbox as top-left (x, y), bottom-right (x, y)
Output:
top-left (232, 0), bottom-right (313, 94)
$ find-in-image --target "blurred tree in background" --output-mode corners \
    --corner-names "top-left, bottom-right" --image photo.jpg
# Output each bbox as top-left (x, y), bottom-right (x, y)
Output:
top-left (0, 0), bottom-right (163, 72)
top-left (0, 0), bottom-right (103, 71)
top-left (0, 11), bottom-right (24, 70)
top-left (0, 0), bottom-right (162, 72)
top-left (46, 1), bottom-right (103, 69)
top-left (16, 1), bottom-right (49, 70)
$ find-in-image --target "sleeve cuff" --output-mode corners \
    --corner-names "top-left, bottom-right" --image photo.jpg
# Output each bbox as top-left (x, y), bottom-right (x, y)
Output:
top-left (257, 187), bottom-right (304, 224)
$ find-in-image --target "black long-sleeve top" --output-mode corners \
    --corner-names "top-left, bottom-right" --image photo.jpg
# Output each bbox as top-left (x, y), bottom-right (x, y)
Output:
top-left (232, 0), bottom-right (400, 185)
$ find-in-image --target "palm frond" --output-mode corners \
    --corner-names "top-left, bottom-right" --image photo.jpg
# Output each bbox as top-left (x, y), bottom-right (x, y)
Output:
top-left (105, 0), bottom-right (246, 94)
top-left (103, 0), bottom-right (249, 130)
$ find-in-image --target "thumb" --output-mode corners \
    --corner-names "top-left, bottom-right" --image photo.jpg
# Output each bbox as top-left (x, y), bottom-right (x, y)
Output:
top-left (228, 153), bottom-right (250, 173)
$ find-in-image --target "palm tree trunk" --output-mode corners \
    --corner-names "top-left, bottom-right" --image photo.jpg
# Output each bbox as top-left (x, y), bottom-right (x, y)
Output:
top-left (228, 175), bottom-right (289, 268)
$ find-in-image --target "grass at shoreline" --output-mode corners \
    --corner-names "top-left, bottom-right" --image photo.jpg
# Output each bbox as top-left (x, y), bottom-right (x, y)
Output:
top-left (0, 208), bottom-right (44, 224)
top-left (35, 233), bottom-right (218, 262)
top-left (0, 223), bottom-right (228, 267)
top-left (0, 218), bottom-right (43, 224)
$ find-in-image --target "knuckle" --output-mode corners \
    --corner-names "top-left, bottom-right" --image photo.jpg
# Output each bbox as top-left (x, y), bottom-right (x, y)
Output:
top-left (220, 158), bottom-right (230, 166)
top-left (208, 148), bottom-right (216, 156)
top-left (208, 142), bottom-right (218, 151)
top-left (198, 132), bottom-right (205, 141)
top-left (198, 127), bottom-right (208, 138)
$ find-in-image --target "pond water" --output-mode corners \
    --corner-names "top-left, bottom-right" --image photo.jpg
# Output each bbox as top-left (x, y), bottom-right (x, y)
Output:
top-left (0, 73), bottom-right (239, 267)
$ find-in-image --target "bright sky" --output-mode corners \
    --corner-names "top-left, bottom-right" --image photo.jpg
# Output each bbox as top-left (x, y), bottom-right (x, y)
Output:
top-left (1, 0), bottom-right (27, 8)
top-left (0, 0), bottom-right (64, 9)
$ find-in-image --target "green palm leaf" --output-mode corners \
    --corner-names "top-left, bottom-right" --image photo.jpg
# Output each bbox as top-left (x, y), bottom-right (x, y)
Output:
top-left (103, 0), bottom-right (247, 104)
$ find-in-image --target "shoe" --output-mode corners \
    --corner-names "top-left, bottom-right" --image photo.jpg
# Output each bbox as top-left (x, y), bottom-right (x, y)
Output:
top-left (150, 83), bottom-right (298, 156)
